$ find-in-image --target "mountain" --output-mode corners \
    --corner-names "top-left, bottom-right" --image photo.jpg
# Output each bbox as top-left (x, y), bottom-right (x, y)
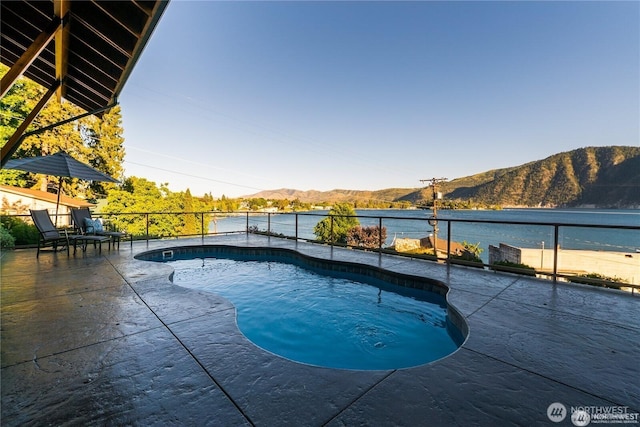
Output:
top-left (449, 146), bottom-right (640, 208)
top-left (243, 146), bottom-right (640, 208)
top-left (245, 187), bottom-right (416, 205)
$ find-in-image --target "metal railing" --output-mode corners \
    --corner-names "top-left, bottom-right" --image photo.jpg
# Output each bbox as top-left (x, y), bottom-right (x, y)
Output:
top-left (243, 212), bottom-right (639, 291)
top-left (4, 210), bottom-right (639, 293)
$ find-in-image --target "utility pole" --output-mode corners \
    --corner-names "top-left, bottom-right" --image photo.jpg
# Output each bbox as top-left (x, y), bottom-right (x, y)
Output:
top-left (420, 177), bottom-right (447, 256)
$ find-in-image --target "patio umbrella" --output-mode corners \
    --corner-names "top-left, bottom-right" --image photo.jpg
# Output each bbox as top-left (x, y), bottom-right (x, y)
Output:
top-left (3, 151), bottom-right (119, 225)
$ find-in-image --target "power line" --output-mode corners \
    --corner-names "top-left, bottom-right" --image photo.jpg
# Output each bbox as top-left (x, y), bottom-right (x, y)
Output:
top-left (124, 84), bottom-right (423, 180)
top-left (125, 145), bottom-right (275, 182)
top-left (123, 160), bottom-right (266, 192)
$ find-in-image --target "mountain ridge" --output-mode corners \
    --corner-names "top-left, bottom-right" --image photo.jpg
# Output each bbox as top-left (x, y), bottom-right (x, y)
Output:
top-left (243, 146), bottom-right (640, 208)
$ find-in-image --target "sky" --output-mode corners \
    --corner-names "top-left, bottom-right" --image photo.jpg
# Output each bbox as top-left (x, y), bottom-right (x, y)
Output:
top-left (118, 0), bottom-right (639, 198)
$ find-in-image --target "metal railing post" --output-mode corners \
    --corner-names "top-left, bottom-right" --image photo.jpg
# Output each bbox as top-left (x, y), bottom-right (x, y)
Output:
top-left (330, 216), bottom-right (334, 246)
top-left (446, 221), bottom-right (452, 265)
top-left (201, 213), bottom-right (205, 242)
top-left (145, 213), bottom-right (149, 244)
top-left (553, 224), bottom-right (559, 283)
top-left (268, 213), bottom-right (271, 235)
top-left (379, 217), bottom-right (383, 251)
top-left (295, 213), bottom-right (299, 240)
top-left (246, 212), bottom-right (249, 234)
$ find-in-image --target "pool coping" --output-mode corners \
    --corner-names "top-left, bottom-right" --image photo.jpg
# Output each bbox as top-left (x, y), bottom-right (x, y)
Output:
top-left (1, 234), bottom-right (638, 426)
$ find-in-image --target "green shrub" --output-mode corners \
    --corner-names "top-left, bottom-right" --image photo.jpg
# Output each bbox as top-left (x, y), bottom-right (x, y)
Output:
top-left (397, 247), bottom-right (437, 258)
top-left (0, 216), bottom-right (40, 245)
top-left (491, 260), bottom-right (536, 276)
top-left (0, 223), bottom-right (16, 249)
top-left (461, 241), bottom-right (483, 258)
top-left (450, 252), bottom-right (483, 264)
top-left (346, 225), bottom-right (387, 249)
top-left (569, 273), bottom-right (626, 286)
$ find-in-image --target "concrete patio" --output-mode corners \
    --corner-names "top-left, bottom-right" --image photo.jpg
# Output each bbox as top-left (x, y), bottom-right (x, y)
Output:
top-left (1, 234), bottom-right (638, 426)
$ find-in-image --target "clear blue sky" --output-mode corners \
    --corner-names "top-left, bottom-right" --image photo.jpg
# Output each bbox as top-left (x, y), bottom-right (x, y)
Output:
top-left (119, 0), bottom-right (639, 198)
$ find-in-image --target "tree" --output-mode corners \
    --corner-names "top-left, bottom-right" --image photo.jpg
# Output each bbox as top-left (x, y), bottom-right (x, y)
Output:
top-left (247, 198), bottom-right (268, 211)
top-left (218, 195), bottom-right (240, 212)
top-left (101, 178), bottom-right (217, 238)
top-left (101, 177), bottom-right (179, 237)
top-left (313, 203), bottom-right (359, 244)
top-left (82, 106), bottom-right (125, 200)
top-left (273, 198), bottom-right (290, 211)
top-left (182, 188), bottom-right (197, 235)
top-left (0, 66), bottom-right (45, 145)
top-left (290, 198), bottom-right (311, 211)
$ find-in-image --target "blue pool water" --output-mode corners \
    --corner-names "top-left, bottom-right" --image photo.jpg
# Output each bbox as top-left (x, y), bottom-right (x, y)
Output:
top-left (170, 258), bottom-right (461, 370)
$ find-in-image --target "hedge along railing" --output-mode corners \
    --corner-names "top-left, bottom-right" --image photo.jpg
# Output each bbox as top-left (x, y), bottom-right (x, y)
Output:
top-left (4, 210), bottom-right (639, 293)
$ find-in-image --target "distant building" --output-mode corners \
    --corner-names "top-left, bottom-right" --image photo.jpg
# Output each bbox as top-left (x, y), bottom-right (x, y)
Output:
top-left (391, 235), bottom-right (467, 256)
top-left (0, 185), bottom-right (95, 226)
top-left (421, 235), bottom-right (467, 256)
top-left (259, 207), bottom-right (279, 213)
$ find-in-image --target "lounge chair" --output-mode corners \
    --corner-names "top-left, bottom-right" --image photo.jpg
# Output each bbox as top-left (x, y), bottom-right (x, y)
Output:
top-left (30, 209), bottom-right (72, 258)
top-left (71, 207), bottom-right (127, 249)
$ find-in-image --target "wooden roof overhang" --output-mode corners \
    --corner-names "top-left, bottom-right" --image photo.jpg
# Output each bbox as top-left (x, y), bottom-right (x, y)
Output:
top-left (0, 0), bottom-right (169, 166)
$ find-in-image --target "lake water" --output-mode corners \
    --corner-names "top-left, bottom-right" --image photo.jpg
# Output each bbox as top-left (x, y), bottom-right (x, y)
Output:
top-left (209, 209), bottom-right (640, 262)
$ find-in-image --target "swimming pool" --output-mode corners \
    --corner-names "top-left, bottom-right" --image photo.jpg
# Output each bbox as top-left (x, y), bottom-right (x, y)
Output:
top-left (137, 246), bottom-right (466, 370)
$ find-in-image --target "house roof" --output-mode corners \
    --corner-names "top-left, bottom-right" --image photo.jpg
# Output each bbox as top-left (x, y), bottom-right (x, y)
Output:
top-left (421, 235), bottom-right (467, 254)
top-left (1, 0), bottom-right (169, 114)
top-left (0, 184), bottom-right (95, 208)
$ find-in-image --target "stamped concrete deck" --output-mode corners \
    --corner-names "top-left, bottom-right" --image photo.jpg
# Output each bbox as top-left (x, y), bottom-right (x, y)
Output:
top-left (1, 234), bottom-right (638, 426)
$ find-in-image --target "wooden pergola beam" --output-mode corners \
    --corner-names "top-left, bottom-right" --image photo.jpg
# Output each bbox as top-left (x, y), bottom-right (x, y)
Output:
top-left (0, 2), bottom-right (72, 167)
top-left (0, 96), bottom-right (118, 168)
top-left (0, 17), bottom-right (61, 99)
top-left (54, 0), bottom-right (71, 100)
